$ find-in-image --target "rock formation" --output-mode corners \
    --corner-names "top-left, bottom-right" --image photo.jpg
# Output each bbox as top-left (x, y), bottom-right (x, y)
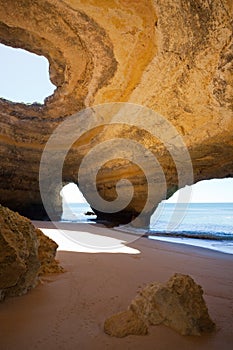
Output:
top-left (36, 227), bottom-right (63, 276)
top-left (104, 273), bottom-right (215, 337)
top-left (104, 310), bottom-right (148, 338)
top-left (0, 0), bottom-right (232, 225)
top-left (0, 205), bottom-right (62, 301)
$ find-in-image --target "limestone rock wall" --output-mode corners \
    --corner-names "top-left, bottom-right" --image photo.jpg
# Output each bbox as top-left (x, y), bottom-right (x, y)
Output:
top-left (0, 205), bottom-right (62, 301)
top-left (0, 0), bottom-right (232, 224)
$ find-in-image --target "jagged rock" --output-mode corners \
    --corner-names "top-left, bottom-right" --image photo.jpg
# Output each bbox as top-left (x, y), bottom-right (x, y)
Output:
top-left (0, 205), bottom-right (40, 301)
top-left (0, 1), bottom-right (232, 224)
top-left (0, 205), bottom-right (62, 301)
top-left (104, 273), bottom-right (215, 337)
top-left (36, 228), bottom-right (64, 275)
top-left (131, 273), bottom-right (215, 335)
top-left (104, 310), bottom-right (148, 338)
top-left (84, 211), bottom-right (96, 216)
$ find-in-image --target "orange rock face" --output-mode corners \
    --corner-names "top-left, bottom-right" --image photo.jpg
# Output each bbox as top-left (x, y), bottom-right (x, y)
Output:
top-left (0, 205), bottom-right (62, 301)
top-left (0, 0), bottom-right (232, 225)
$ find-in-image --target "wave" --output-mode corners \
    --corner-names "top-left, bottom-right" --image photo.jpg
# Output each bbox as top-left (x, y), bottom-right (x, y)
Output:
top-left (146, 230), bottom-right (233, 241)
top-left (114, 225), bottom-right (233, 241)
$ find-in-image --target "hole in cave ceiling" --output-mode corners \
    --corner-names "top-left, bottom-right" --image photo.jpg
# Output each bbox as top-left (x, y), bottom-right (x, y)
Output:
top-left (0, 43), bottom-right (56, 104)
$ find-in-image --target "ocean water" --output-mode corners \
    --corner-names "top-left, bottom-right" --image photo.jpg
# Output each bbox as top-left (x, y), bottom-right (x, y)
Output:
top-left (150, 203), bottom-right (233, 240)
top-left (148, 203), bottom-right (233, 255)
top-left (62, 202), bottom-right (233, 254)
top-left (62, 202), bottom-right (96, 223)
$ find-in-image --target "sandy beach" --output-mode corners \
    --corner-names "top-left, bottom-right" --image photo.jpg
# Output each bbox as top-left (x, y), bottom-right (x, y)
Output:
top-left (0, 221), bottom-right (232, 350)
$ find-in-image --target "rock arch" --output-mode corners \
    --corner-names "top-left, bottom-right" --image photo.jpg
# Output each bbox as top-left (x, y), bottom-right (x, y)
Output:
top-left (0, 0), bottom-right (232, 225)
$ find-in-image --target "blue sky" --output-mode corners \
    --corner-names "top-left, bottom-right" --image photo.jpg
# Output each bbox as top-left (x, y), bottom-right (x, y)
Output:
top-left (0, 43), bottom-right (55, 103)
top-left (0, 43), bottom-right (232, 203)
top-left (61, 180), bottom-right (233, 204)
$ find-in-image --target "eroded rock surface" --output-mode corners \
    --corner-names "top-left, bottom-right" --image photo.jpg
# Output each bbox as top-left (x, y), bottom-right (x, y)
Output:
top-left (104, 310), bottom-right (148, 338)
top-left (0, 205), bottom-right (62, 301)
top-left (104, 273), bottom-right (215, 337)
top-left (36, 227), bottom-right (63, 275)
top-left (0, 0), bottom-right (232, 224)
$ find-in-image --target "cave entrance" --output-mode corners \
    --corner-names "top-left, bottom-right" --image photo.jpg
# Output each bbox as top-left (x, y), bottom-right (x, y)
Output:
top-left (165, 178), bottom-right (233, 204)
top-left (150, 178), bottom-right (233, 253)
top-left (0, 43), bottom-right (55, 104)
top-left (60, 183), bottom-right (96, 222)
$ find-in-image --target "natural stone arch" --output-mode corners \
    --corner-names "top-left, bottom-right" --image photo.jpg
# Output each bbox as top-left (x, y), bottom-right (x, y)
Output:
top-left (0, 0), bottom-right (232, 225)
top-left (0, 0), bottom-right (117, 219)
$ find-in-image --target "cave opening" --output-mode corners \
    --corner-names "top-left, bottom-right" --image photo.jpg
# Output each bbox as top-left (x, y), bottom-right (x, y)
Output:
top-left (60, 183), bottom-right (96, 222)
top-left (0, 43), bottom-right (55, 104)
top-left (165, 178), bottom-right (233, 205)
top-left (149, 178), bottom-right (233, 253)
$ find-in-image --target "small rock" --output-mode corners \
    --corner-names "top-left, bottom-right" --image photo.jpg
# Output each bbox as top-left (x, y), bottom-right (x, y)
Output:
top-left (104, 273), bottom-right (215, 337)
top-left (104, 310), bottom-right (148, 337)
top-left (130, 273), bottom-right (215, 335)
top-left (84, 211), bottom-right (96, 216)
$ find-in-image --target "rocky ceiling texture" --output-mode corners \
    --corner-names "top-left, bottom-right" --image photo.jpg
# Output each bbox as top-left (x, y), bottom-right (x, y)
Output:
top-left (0, 0), bottom-right (232, 227)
